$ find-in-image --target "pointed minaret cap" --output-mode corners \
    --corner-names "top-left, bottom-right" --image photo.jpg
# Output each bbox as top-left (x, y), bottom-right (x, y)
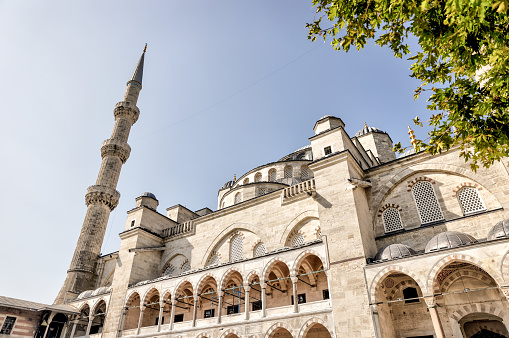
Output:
top-left (128, 44), bottom-right (146, 87)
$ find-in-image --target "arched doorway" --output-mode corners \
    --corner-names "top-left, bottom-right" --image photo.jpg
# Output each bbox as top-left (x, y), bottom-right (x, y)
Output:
top-left (196, 276), bottom-right (219, 320)
top-left (123, 292), bottom-right (140, 331)
top-left (294, 254), bottom-right (328, 305)
top-left (173, 281), bottom-right (194, 324)
top-left (303, 323), bottom-right (331, 338)
top-left (221, 270), bottom-right (244, 316)
top-left (373, 271), bottom-right (434, 338)
top-left (461, 313), bottom-right (509, 338)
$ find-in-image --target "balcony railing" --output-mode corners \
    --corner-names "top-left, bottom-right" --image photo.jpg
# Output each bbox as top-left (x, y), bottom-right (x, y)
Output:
top-left (162, 221), bottom-right (194, 238)
top-left (282, 178), bottom-right (316, 199)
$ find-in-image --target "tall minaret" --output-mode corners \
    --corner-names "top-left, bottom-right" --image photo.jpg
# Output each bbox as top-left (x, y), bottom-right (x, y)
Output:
top-left (55, 46), bottom-right (146, 304)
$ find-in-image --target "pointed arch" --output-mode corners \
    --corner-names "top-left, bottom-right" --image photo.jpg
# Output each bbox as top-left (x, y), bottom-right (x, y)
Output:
top-left (450, 305), bottom-right (507, 322)
top-left (220, 267), bottom-right (244, 290)
top-left (219, 328), bottom-right (240, 338)
top-left (298, 318), bottom-right (333, 338)
top-left (263, 257), bottom-right (291, 282)
top-left (427, 254), bottom-right (504, 293)
top-left (91, 298), bottom-right (107, 315)
top-left (172, 279), bottom-right (193, 300)
top-left (279, 210), bottom-right (319, 245)
top-left (291, 249), bottom-right (327, 276)
top-left (369, 265), bottom-right (427, 302)
top-left (195, 273), bottom-right (218, 295)
top-left (265, 322), bottom-right (294, 338)
top-left (142, 287), bottom-right (161, 305)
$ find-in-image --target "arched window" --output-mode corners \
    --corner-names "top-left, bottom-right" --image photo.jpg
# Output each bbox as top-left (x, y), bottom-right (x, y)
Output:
top-left (243, 178), bottom-right (249, 185)
top-left (290, 233), bottom-right (305, 247)
top-left (181, 261), bottom-right (191, 273)
top-left (268, 169), bottom-right (277, 182)
top-left (403, 287), bottom-right (419, 303)
top-left (207, 254), bottom-right (220, 266)
top-left (412, 181), bottom-right (444, 224)
top-left (284, 166), bottom-right (293, 178)
top-left (234, 192), bottom-right (242, 204)
top-left (300, 165), bottom-right (309, 179)
top-left (253, 243), bottom-right (266, 257)
top-left (254, 172), bottom-right (262, 182)
top-left (382, 208), bottom-right (403, 233)
top-left (163, 264), bottom-right (175, 277)
top-left (230, 234), bottom-right (244, 261)
top-left (256, 187), bottom-right (267, 197)
top-left (457, 186), bottom-right (485, 215)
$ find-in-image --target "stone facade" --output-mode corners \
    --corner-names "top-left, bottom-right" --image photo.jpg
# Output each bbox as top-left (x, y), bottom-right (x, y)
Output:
top-left (47, 53), bottom-right (509, 338)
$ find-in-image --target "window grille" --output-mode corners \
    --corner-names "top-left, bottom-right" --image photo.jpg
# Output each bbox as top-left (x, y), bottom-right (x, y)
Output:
top-left (457, 187), bottom-right (485, 215)
top-left (207, 254), bottom-right (220, 266)
top-left (412, 181), bottom-right (444, 224)
top-left (324, 146), bottom-right (332, 155)
top-left (163, 265), bottom-right (175, 276)
top-left (0, 316), bottom-right (16, 335)
top-left (230, 234), bottom-right (244, 261)
top-left (253, 243), bottom-right (266, 257)
top-left (181, 261), bottom-right (191, 273)
top-left (256, 187), bottom-right (267, 197)
top-left (234, 192), bottom-right (242, 204)
top-left (300, 166), bottom-right (309, 179)
top-left (268, 169), bottom-right (277, 182)
top-left (382, 208), bottom-right (404, 232)
top-left (243, 178), bottom-right (249, 185)
top-left (284, 166), bottom-right (293, 178)
top-left (290, 233), bottom-right (305, 247)
top-left (254, 172), bottom-right (262, 182)
top-left (403, 287), bottom-right (419, 303)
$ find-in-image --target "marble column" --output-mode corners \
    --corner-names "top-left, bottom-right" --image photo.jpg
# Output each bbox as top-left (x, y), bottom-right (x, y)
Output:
top-left (425, 297), bottom-right (445, 338)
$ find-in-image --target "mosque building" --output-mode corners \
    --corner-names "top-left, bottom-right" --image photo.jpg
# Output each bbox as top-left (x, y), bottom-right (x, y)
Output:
top-left (2, 48), bottom-right (509, 338)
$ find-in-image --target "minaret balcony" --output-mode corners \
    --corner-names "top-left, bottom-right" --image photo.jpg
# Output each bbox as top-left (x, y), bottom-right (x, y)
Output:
top-left (85, 185), bottom-right (120, 210)
top-left (101, 139), bottom-right (131, 163)
top-left (114, 101), bottom-right (140, 124)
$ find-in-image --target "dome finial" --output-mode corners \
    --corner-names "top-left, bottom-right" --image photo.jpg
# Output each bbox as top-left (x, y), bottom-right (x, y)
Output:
top-left (233, 174), bottom-right (236, 182)
top-left (408, 126), bottom-right (417, 149)
top-left (143, 43), bottom-right (147, 53)
top-left (364, 122), bottom-right (368, 128)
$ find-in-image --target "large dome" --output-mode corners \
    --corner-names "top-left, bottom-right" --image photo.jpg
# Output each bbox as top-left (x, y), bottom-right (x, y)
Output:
top-left (425, 231), bottom-right (476, 253)
top-left (487, 219), bottom-right (509, 241)
top-left (374, 244), bottom-right (416, 261)
top-left (355, 125), bottom-right (386, 137)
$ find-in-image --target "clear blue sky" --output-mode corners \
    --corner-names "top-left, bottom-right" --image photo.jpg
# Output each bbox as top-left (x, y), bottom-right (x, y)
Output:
top-left (0, 1), bottom-right (431, 304)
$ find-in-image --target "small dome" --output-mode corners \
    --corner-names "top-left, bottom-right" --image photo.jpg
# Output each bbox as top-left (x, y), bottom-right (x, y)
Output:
top-left (355, 125), bottom-right (386, 137)
top-left (140, 192), bottom-right (157, 200)
top-left (398, 148), bottom-right (416, 158)
top-left (221, 180), bottom-right (235, 190)
top-left (487, 219), bottom-right (509, 241)
top-left (76, 290), bottom-right (94, 300)
top-left (425, 231), bottom-right (476, 253)
top-left (91, 286), bottom-right (111, 296)
top-left (374, 244), bottom-right (416, 261)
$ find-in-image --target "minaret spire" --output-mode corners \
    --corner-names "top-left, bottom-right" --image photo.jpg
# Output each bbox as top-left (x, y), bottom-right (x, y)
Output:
top-left (55, 47), bottom-right (147, 304)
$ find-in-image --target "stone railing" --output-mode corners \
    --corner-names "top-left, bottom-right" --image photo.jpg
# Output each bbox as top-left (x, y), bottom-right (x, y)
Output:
top-left (282, 178), bottom-right (316, 199)
top-left (162, 221), bottom-right (194, 238)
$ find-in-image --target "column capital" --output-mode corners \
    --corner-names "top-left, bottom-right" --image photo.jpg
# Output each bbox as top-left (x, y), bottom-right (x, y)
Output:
top-left (290, 276), bottom-right (298, 284)
top-left (243, 285), bottom-right (251, 292)
top-left (423, 295), bottom-right (436, 308)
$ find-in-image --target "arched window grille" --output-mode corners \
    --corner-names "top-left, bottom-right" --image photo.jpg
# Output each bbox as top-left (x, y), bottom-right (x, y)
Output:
top-left (253, 243), bottom-right (266, 257)
top-left (243, 178), bottom-right (249, 185)
top-left (234, 192), bottom-right (242, 204)
top-left (300, 165), bottom-right (309, 179)
top-left (163, 265), bottom-right (175, 276)
top-left (254, 172), bottom-right (262, 182)
top-left (207, 254), bottom-right (220, 266)
top-left (230, 234), bottom-right (244, 261)
top-left (382, 208), bottom-right (404, 233)
top-left (290, 233), bottom-right (305, 247)
top-left (181, 261), bottom-right (191, 273)
top-left (457, 187), bottom-right (486, 215)
top-left (268, 169), bottom-right (277, 182)
top-left (284, 166), bottom-right (293, 178)
top-left (412, 181), bottom-right (444, 224)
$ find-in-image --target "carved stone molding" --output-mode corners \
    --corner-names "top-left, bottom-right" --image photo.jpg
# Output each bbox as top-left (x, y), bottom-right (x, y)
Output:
top-left (423, 296), bottom-right (436, 307)
top-left (114, 101), bottom-right (140, 125)
top-left (101, 139), bottom-right (131, 163)
top-left (85, 185), bottom-right (120, 210)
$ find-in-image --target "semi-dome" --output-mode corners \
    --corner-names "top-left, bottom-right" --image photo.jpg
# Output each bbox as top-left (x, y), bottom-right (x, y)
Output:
top-left (374, 244), bottom-right (416, 261)
top-left (355, 124), bottom-right (386, 138)
top-left (425, 231), bottom-right (476, 253)
top-left (140, 192), bottom-right (157, 200)
top-left (487, 219), bottom-right (509, 241)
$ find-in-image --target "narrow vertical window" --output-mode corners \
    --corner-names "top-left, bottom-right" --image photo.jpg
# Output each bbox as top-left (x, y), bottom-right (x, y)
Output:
top-left (412, 181), bottom-right (444, 224)
top-left (0, 317), bottom-right (16, 335)
top-left (230, 234), bottom-right (244, 261)
top-left (300, 165), bottom-right (309, 179)
top-left (457, 187), bottom-right (485, 215)
top-left (268, 169), bottom-right (277, 182)
top-left (284, 166), bottom-right (293, 178)
top-left (181, 261), bottom-right (191, 273)
top-left (243, 178), bottom-right (249, 185)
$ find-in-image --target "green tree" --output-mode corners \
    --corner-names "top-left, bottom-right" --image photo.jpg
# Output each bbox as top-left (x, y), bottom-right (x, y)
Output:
top-left (306, 0), bottom-right (509, 170)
